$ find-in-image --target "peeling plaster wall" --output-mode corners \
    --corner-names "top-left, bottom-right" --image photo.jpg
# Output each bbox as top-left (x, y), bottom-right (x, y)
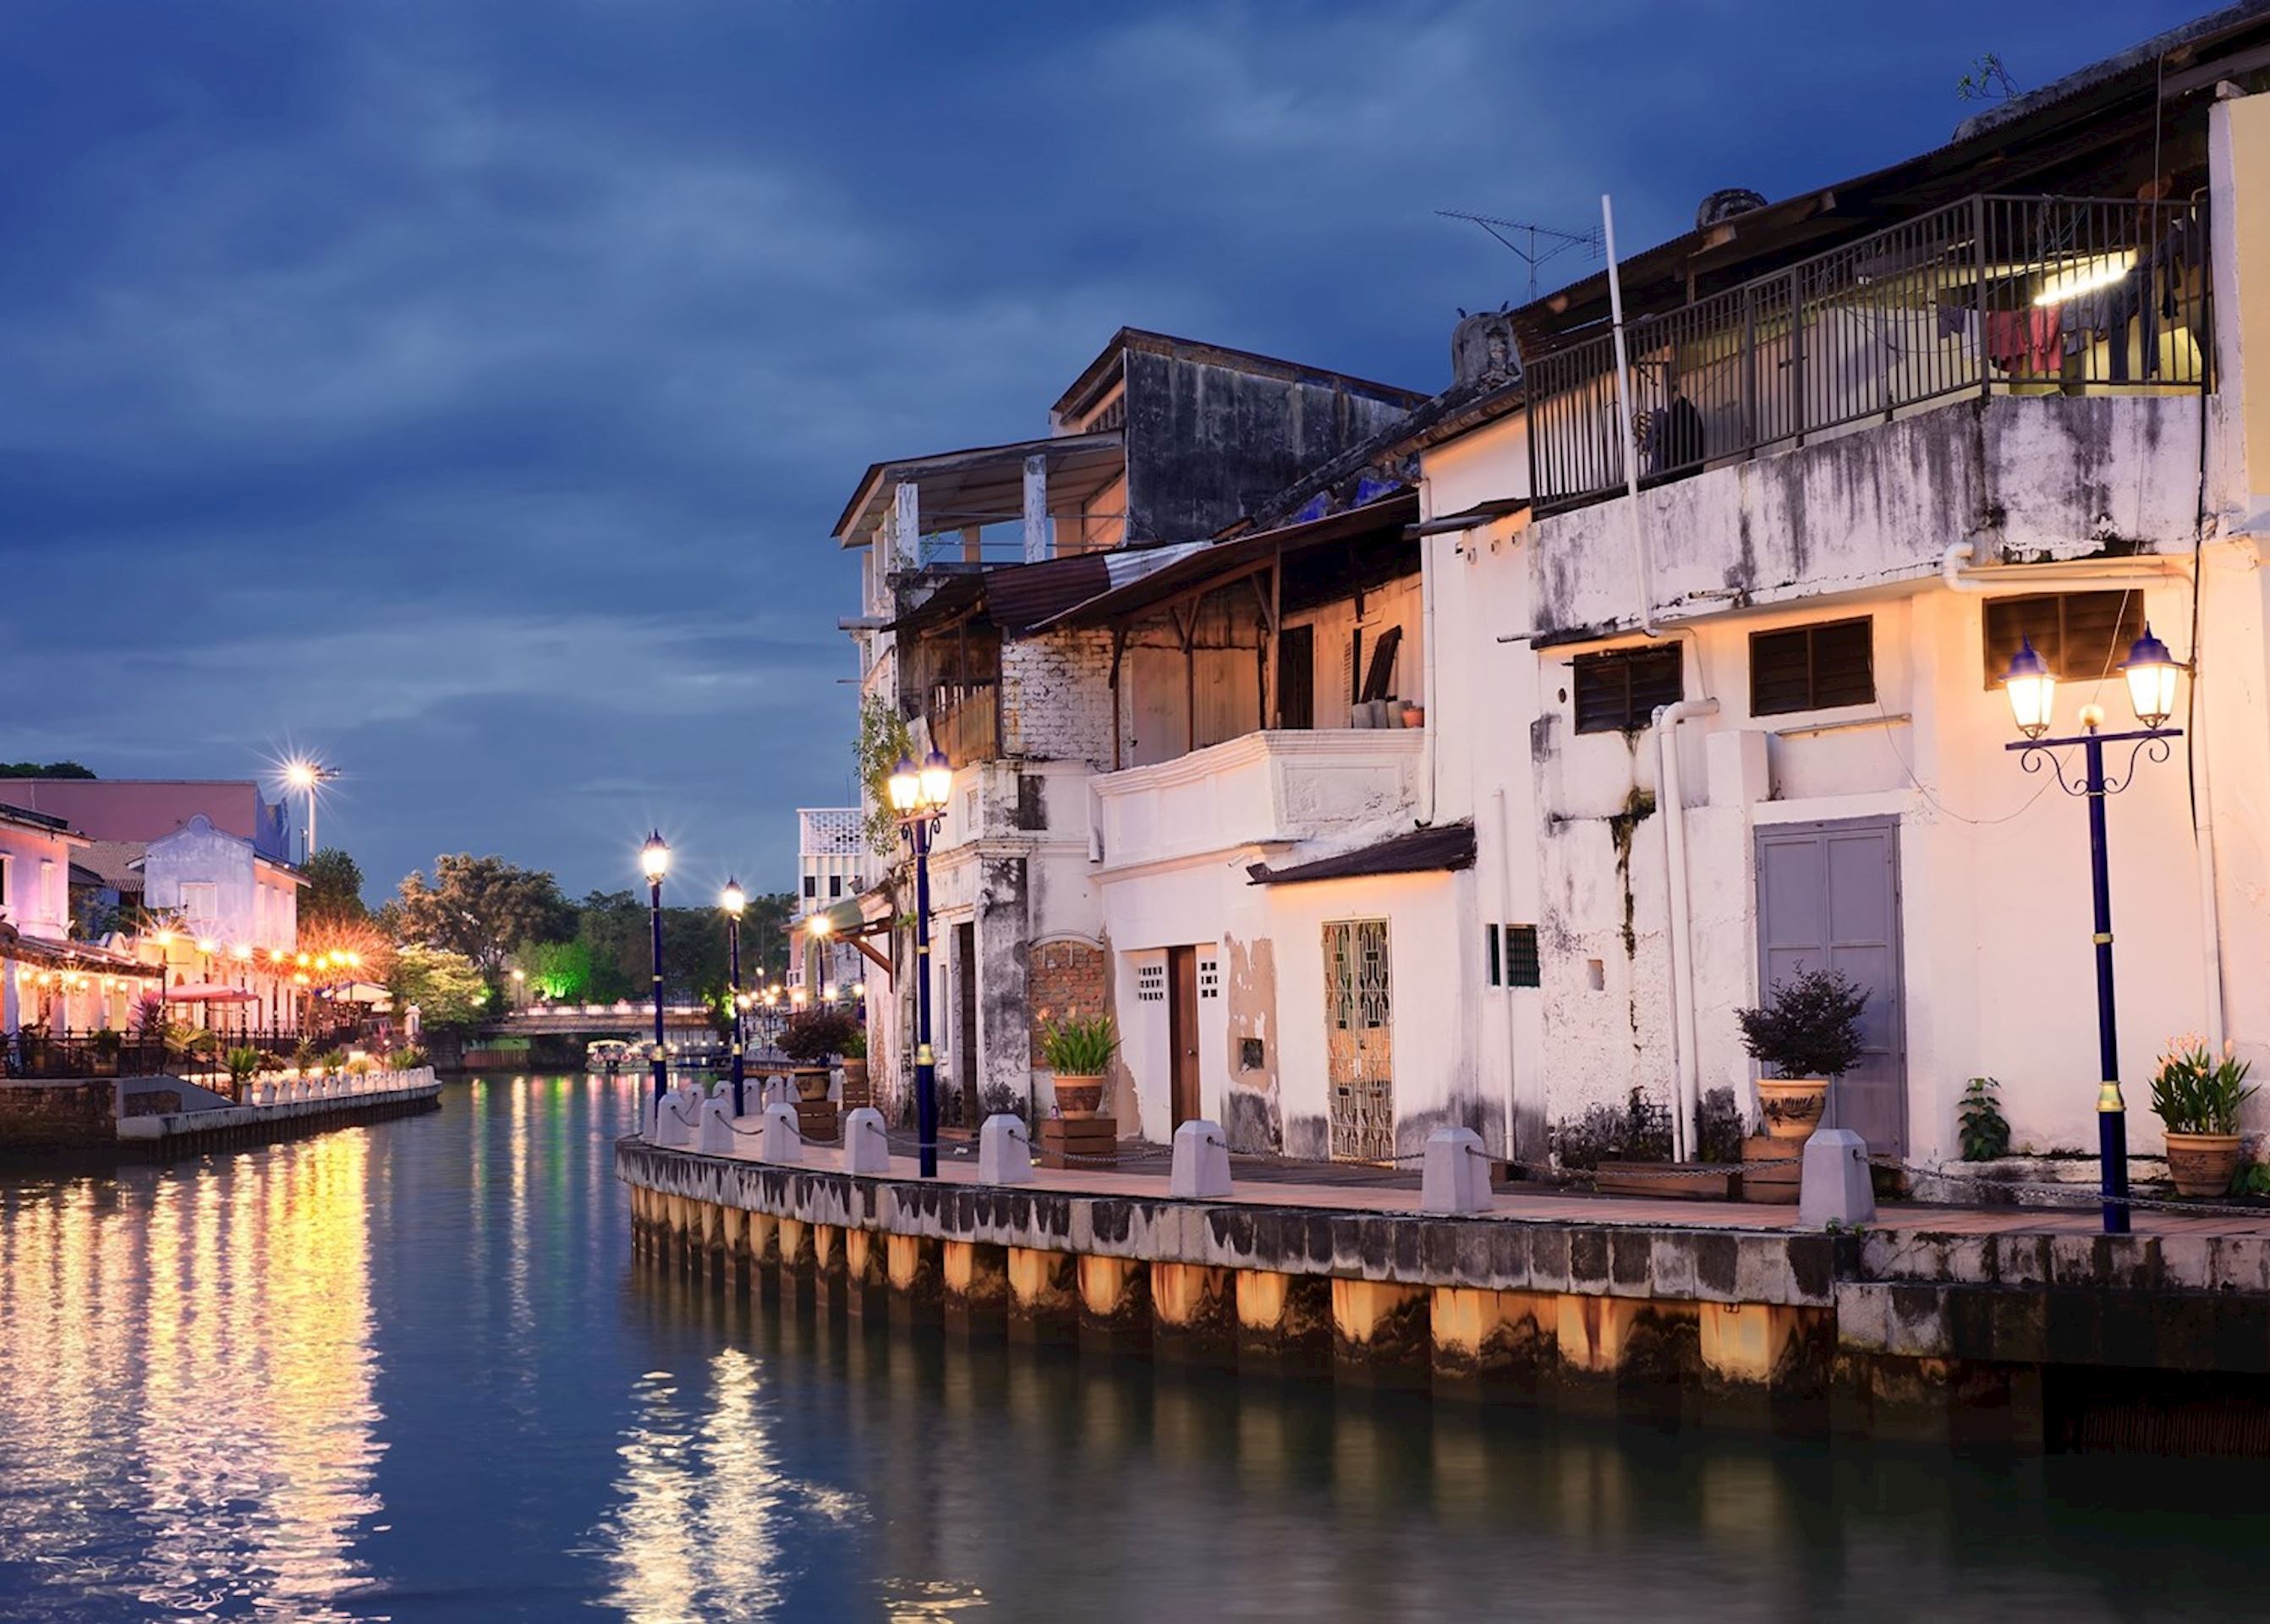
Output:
top-left (1001, 631), bottom-right (1116, 766)
top-left (1222, 935), bottom-right (1280, 1153)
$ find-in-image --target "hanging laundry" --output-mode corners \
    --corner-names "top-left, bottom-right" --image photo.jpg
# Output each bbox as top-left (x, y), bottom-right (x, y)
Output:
top-left (1987, 306), bottom-right (2062, 376)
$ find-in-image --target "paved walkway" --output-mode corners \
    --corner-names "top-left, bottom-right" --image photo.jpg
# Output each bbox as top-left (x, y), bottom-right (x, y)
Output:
top-left (800, 1133), bottom-right (2270, 1240)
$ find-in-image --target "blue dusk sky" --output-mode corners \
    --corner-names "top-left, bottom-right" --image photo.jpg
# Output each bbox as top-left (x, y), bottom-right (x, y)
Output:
top-left (0, 0), bottom-right (2207, 902)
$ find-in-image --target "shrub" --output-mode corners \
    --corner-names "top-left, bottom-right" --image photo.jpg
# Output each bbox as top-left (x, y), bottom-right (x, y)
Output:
top-left (2150, 1037), bottom-right (2256, 1135)
top-left (1696, 1086), bottom-right (1745, 1164)
top-left (131, 996), bottom-right (167, 1043)
top-left (839, 1025), bottom-right (868, 1061)
top-left (292, 1039), bottom-right (321, 1070)
top-left (779, 1009), bottom-right (858, 1065)
top-left (1550, 1088), bottom-right (1674, 1171)
top-left (223, 1047), bottom-right (264, 1087)
top-left (92, 1027), bottom-right (123, 1060)
top-left (393, 1045), bottom-right (429, 1070)
top-left (1039, 1015), bottom-right (1118, 1076)
top-left (1735, 966), bottom-right (1868, 1080)
top-left (344, 1055), bottom-right (376, 1076)
top-left (1958, 1077), bottom-right (2011, 1161)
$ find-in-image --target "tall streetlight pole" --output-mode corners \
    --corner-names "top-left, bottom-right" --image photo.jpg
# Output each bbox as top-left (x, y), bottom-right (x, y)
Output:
top-left (283, 760), bottom-right (340, 862)
top-left (640, 831), bottom-right (672, 1110)
top-left (722, 878), bottom-right (747, 1115)
top-left (2000, 626), bottom-right (2187, 1236)
top-left (888, 748), bottom-right (954, 1178)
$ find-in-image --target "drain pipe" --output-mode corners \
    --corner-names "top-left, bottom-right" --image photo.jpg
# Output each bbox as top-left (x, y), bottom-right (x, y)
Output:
top-left (1604, 195), bottom-right (1656, 637)
top-left (2190, 561), bottom-right (2228, 1051)
top-left (1654, 696), bottom-right (1718, 1161)
top-left (1941, 540), bottom-right (1982, 591)
top-left (1494, 786), bottom-right (1525, 1160)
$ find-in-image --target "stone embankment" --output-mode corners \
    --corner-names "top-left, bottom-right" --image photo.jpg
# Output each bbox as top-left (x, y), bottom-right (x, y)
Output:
top-left (619, 1133), bottom-right (2270, 1452)
top-left (0, 1067), bottom-right (443, 1159)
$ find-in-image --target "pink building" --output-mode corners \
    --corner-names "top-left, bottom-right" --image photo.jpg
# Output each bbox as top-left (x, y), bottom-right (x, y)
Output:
top-left (1, 779), bottom-right (292, 860)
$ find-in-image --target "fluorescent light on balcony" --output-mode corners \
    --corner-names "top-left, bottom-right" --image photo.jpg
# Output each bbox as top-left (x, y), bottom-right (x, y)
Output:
top-left (2032, 250), bottom-right (2137, 308)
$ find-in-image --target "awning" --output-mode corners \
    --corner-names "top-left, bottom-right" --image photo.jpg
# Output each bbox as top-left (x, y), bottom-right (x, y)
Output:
top-left (1031, 491), bottom-right (1421, 632)
top-left (833, 431), bottom-right (1126, 550)
top-left (0, 924), bottom-right (164, 976)
top-left (1247, 822), bottom-right (1476, 886)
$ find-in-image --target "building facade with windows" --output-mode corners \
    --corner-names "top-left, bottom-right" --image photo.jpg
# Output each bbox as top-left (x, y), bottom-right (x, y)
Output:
top-left (787, 809), bottom-right (869, 997)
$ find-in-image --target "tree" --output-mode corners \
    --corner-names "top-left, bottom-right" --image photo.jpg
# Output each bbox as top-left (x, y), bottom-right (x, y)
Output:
top-left (300, 848), bottom-right (369, 926)
top-left (0, 761), bottom-right (95, 778)
top-left (389, 944), bottom-right (491, 1029)
top-left (518, 936), bottom-right (595, 1001)
top-left (388, 854), bottom-right (576, 978)
top-left (855, 694), bottom-right (914, 855)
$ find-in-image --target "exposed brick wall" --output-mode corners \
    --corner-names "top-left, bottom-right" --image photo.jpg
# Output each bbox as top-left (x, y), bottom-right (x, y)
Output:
top-left (1028, 939), bottom-right (1108, 1064)
top-left (0, 1080), bottom-right (113, 1147)
top-left (1001, 631), bottom-right (1115, 766)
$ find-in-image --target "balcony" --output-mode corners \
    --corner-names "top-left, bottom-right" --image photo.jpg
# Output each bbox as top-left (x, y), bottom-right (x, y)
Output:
top-left (1527, 195), bottom-right (2209, 514)
top-left (926, 679), bottom-right (1001, 768)
top-left (1089, 730), bottom-right (1423, 875)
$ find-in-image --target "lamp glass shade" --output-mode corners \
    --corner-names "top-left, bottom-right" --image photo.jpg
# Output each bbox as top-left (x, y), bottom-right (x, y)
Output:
top-left (808, 914), bottom-right (833, 938)
top-left (887, 755), bottom-right (919, 813)
top-left (639, 831), bottom-right (671, 880)
top-left (919, 748), bottom-right (953, 810)
top-left (2002, 636), bottom-right (2058, 739)
top-left (721, 879), bottom-right (745, 917)
top-left (2120, 624), bottom-right (2181, 728)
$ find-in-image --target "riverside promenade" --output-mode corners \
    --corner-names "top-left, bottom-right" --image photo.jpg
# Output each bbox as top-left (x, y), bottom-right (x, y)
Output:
top-left (619, 1125), bottom-right (2270, 1454)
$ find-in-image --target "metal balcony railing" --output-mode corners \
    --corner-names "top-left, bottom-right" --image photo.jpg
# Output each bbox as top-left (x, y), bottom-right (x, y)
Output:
top-left (1526, 194), bottom-right (2211, 514)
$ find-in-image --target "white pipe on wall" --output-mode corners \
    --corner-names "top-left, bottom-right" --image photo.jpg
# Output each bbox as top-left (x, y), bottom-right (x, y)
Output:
top-left (1653, 696), bottom-right (1719, 1161)
top-left (1603, 195), bottom-right (1656, 637)
top-left (2190, 557), bottom-right (2228, 1051)
top-left (1494, 786), bottom-right (1524, 1160)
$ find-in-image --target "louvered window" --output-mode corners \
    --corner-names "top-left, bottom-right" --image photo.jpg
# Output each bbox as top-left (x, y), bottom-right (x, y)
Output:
top-left (1750, 618), bottom-right (1874, 716)
top-left (1982, 591), bottom-right (2145, 689)
top-left (1572, 646), bottom-right (1683, 734)
top-left (1504, 924), bottom-right (1542, 989)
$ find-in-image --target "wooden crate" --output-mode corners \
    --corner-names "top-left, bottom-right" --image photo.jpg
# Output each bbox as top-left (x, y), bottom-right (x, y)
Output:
top-left (796, 1099), bottom-right (841, 1145)
top-left (1594, 1160), bottom-right (1738, 1200)
top-left (1739, 1135), bottom-right (1801, 1204)
top-left (1039, 1116), bottom-right (1117, 1170)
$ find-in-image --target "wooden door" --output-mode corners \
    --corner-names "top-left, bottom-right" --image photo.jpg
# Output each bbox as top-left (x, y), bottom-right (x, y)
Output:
top-left (954, 920), bottom-right (979, 1127)
top-left (1755, 819), bottom-right (1906, 1155)
top-left (1167, 946), bottom-right (1201, 1128)
top-left (1277, 624), bottom-right (1314, 729)
top-left (1323, 919), bottom-right (1394, 1162)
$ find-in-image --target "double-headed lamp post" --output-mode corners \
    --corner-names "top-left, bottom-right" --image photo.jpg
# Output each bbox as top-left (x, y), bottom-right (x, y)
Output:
top-left (2001, 624), bottom-right (2187, 1236)
top-left (640, 831), bottom-right (672, 1108)
top-left (283, 759), bottom-right (339, 860)
top-left (721, 878), bottom-right (747, 1114)
top-left (888, 748), bottom-right (955, 1177)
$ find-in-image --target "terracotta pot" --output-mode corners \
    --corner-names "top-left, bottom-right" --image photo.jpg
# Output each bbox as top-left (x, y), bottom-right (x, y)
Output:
top-left (793, 1066), bottom-right (832, 1104)
top-left (1052, 1073), bottom-right (1105, 1121)
top-left (1756, 1077), bottom-right (1829, 1142)
top-left (2164, 1130), bottom-right (2243, 1198)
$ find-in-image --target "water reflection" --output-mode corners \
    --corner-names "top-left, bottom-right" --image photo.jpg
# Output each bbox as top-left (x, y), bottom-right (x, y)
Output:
top-left (0, 1134), bottom-right (382, 1618)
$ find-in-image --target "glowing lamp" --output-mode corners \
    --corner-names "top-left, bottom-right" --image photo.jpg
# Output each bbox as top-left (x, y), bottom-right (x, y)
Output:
top-left (231, 943), bottom-right (251, 961)
top-left (639, 831), bottom-right (671, 881)
top-left (510, 968), bottom-right (525, 982)
top-left (2121, 623), bottom-right (2182, 729)
top-left (2002, 636), bottom-right (2057, 740)
top-left (886, 754), bottom-right (919, 814)
top-left (919, 748), bottom-right (953, 810)
top-left (195, 937), bottom-right (217, 955)
top-left (808, 914), bottom-right (833, 939)
top-left (721, 879), bottom-right (745, 918)
top-left (284, 760), bottom-right (318, 791)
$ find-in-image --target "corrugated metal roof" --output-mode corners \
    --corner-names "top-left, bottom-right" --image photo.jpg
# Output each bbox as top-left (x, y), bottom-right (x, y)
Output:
top-left (1247, 822), bottom-right (1476, 886)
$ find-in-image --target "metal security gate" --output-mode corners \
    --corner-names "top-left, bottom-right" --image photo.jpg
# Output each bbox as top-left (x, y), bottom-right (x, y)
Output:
top-left (1324, 919), bottom-right (1394, 1162)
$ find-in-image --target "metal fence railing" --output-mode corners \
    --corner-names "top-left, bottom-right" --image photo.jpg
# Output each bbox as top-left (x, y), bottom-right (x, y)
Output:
top-left (2, 1021), bottom-right (375, 1081)
top-left (1526, 193), bottom-right (2211, 514)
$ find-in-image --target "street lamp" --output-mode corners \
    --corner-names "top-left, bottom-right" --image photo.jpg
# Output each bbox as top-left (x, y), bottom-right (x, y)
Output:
top-left (721, 877), bottom-right (748, 1114)
top-left (2001, 623), bottom-right (2189, 1234)
top-left (888, 747), bottom-right (954, 1177)
top-left (640, 831), bottom-right (671, 1109)
top-left (283, 759), bottom-right (339, 861)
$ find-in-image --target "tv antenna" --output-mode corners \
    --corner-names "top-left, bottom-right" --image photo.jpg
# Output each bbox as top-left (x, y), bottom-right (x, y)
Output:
top-left (1438, 211), bottom-right (1604, 299)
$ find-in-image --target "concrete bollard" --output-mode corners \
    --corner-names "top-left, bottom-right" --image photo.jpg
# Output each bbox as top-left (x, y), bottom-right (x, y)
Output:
top-left (1419, 1126), bottom-right (1491, 1214)
top-left (1800, 1128), bottom-right (1875, 1227)
top-left (658, 1084), bottom-right (704, 1149)
top-left (759, 1100), bottom-right (802, 1165)
top-left (979, 1114), bottom-right (1034, 1184)
top-left (843, 1107), bottom-right (891, 1175)
top-left (1170, 1119), bottom-right (1232, 1199)
top-left (699, 1095), bottom-right (738, 1156)
top-left (639, 1090), bottom-right (658, 1141)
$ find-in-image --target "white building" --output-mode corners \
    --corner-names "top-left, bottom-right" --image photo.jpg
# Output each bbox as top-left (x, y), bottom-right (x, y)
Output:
top-left (787, 807), bottom-right (868, 997)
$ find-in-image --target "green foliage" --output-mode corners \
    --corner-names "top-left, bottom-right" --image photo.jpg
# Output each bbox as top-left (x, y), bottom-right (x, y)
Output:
top-left (389, 943), bottom-right (492, 1029)
top-left (1958, 1077), bottom-right (2012, 1161)
top-left (299, 848), bottom-right (369, 924)
top-left (1955, 51), bottom-right (2020, 102)
top-left (779, 1008), bottom-right (858, 1064)
top-left (564, 889), bottom-right (794, 1003)
top-left (839, 1024), bottom-right (867, 1061)
top-left (1039, 1014), bottom-right (1118, 1076)
top-left (0, 760), bottom-right (95, 778)
top-left (2149, 1038), bottom-right (2257, 1135)
top-left (223, 1046), bottom-right (265, 1086)
top-left (856, 694), bottom-right (916, 856)
top-left (132, 995), bottom-right (167, 1042)
top-left (1696, 1086), bottom-right (1745, 1165)
top-left (518, 936), bottom-right (596, 1001)
top-left (344, 1054), bottom-right (376, 1076)
top-left (392, 1044), bottom-right (429, 1070)
top-left (1735, 967), bottom-right (1868, 1080)
top-left (2231, 1160), bottom-right (2270, 1198)
top-left (388, 854), bottom-right (575, 977)
top-left (166, 1024), bottom-right (218, 1061)
top-left (292, 1038), bottom-right (321, 1069)
top-left (92, 1027), bottom-right (123, 1060)
top-left (1549, 1087), bottom-right (1673, 1171)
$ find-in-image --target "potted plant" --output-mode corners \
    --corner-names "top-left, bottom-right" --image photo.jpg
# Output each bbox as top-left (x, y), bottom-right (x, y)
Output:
top-left (779, 1009), bottom-right (857, 1101)
top-left (223, 1045), bottom-right (264, 1097)
top-left (839, 1025), bottom-right (871, 1110)
top-left (1039, 1015), bottom-right (1117, 1121)
top-left (2150, 1036), bottom-right (2256, 1197)
top-left (91, 1027), bottom-right (123, 1078)
top-left (1735, 966), bottom-right (1867, 1142)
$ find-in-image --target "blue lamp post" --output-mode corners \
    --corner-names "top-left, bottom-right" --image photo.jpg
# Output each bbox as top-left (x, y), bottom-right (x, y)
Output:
top-left (889, 747), bottom-right (954, 1178)
top-left (2000, 626), bottom-right (2187, 1235)
top-left (721, 877), bottom-right (747, 1115)
top-left (640, 831), bottom-right (671, 1110)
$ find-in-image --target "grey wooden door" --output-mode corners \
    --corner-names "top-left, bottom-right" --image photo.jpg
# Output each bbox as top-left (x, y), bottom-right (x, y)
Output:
top-left (1754, 818), bottom-right (1906, 1155)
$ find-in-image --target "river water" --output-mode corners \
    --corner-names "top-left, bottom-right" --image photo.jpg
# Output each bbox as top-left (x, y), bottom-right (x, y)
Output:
top-left (0, 1074), bottom-right (2260, 1621)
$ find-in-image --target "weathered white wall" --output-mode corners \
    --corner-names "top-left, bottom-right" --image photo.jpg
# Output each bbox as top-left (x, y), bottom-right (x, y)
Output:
top-left (1001, 631), bottom-right (1116, 765)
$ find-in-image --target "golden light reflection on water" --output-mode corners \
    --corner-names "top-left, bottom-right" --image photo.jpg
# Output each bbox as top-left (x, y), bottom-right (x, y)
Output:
top-left (588, 1347), bottom-right (862, 1623)
top-left (0, 1135), bottom-right (382, 1618)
